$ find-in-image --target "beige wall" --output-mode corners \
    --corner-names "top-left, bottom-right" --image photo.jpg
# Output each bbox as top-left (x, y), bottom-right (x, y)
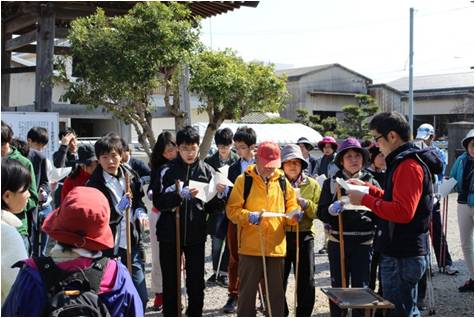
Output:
top-left (9, 73), bottom-right (69, 107)
top-left (402, 97), bottom-right (472, 115)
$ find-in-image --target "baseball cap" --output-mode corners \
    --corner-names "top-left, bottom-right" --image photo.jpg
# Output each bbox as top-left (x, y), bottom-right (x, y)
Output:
top-left (416, 123), bottom-right (435, 140)
top-left (256, 141), bottom-right (281, 168)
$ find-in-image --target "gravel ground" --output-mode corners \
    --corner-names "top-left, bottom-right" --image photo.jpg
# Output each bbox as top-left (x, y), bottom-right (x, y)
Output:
top-left (144, 193), bottom-right (473, 317)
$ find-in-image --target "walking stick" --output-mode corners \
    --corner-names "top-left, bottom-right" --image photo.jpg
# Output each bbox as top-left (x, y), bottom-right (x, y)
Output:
top-left (258, 211), bottom-right (273, 317)
top-left (293, 220), bottom-right (300, 316)
top-left (336, 186), bottom-right (347, 288)
top-left (124, 173), bottom-right (133, 275)
top-left (175, 180), bottom-right (182, 316)
top-left (426, 219), bottom-right (436, 315)
top-left (216, 238), bottom-right (226, 281)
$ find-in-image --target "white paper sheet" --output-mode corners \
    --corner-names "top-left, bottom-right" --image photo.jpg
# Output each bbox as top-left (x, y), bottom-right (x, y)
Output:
top-left (188, 180), bottom-right (217, 203)
top-left (48, 167), bottom-right (72, 183)
top-left (214, 170), bottom-right (234, 187)
top-left (250, 211), bottom-right (290, 218)
top-left (438, 178), bottom-right (458, 198)
top-left (315, 174), bottom-right (327, 187)
top-left (218, 165), bottom-right (230, 178)
top-left (336, 177), bottom-right (369, 194)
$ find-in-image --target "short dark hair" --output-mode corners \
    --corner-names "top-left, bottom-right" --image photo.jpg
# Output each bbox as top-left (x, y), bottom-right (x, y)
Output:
top-left (58, 127), bottom-right (76, 141)
top-left (10, 138), bottom-right (29, 157)
top-left (176, 126), bottom-right (200, 146)
top-left (1, 121), bottom-right (13, 145)
top-left (1, 158), bottom-right (32, 210)
top-left (120, 138), bottom-right (130, 152)
top-left (94, 134), bottom-right (124, 157)
top-left (214, 128), bottom-right (234, 146)
top-left (368, 112), bottom-right (411, 142)
top-left (150, 131), bottom-right (176, 169)
top-left (233, 126), bottom-right (256, 146)
top-left (27, 127), bottom-right (49, 145)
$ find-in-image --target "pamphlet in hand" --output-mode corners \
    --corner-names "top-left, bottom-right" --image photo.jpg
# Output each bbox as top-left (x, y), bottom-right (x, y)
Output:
top-left (48, 167), bottom-right (72, 183)
top-left (336, 177), bottom-right (369, 194)
top-left (315, 174), bottom-right (327, 187)
top-left (438, 178), bottom-right (457, 198)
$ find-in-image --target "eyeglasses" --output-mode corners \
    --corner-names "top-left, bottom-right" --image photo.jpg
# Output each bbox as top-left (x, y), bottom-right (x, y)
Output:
top-left (373, 135), bottom-right (385, 142)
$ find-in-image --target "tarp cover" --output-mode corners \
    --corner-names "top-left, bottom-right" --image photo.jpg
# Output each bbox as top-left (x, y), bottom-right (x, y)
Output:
top-left (193, 123), bottom-right (323, 147)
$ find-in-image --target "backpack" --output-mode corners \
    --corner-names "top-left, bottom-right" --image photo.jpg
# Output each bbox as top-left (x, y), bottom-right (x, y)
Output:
top-left (242, 172), bottom-right (287, 206)
top-left (34, 256), bottom-right (111, 317)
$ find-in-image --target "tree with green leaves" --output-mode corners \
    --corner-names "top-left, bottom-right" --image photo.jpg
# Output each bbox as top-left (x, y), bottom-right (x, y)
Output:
top-left (337, 94), bottom-right (379, 139)
top-left (63, 2), bottom-right (201, 157)
top-left (189, 49), bottom-right (288, 158)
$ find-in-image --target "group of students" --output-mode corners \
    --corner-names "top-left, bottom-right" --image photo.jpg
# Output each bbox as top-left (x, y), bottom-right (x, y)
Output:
top-left (1, 110), bottom-right (473, 317)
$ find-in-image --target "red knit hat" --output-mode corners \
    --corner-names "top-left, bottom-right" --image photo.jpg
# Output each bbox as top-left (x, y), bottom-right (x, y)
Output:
top-left (42, 187), bottom-right (113, 251)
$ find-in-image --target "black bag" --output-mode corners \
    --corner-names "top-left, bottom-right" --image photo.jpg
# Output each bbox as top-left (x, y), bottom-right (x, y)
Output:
top-left (34, 256), bottom-right (111, 317)
top-left (413, 148), bottom-right (444, 178)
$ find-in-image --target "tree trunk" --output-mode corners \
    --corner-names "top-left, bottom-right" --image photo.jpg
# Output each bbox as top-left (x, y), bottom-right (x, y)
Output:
top-left (199, 116), bottom-right (225, 160)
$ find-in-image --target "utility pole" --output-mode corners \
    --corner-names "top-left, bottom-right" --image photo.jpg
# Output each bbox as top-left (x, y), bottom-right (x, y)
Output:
top-left (408, 7), bottom-right (414, 134)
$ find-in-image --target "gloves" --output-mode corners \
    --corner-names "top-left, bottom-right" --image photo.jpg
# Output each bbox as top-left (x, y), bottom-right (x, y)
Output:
top-left (140, 176), bottom-right (151, 186)
top-left (147, 189), bottom-right (153, 201)
top-left (328, 201), bottom-right (344, 216)
top-left (288, 210), bottom-right (304, 222)
top-left (298, 197), bottom-right (308, 209)
top-left (116, 195), bottom-right (131, 214)
top-left (134, 207), bottom-right (147, 220)
top-left (179, 186), bottom-right (192, 200)
top-left (248, 212), bottom-right (262, 225)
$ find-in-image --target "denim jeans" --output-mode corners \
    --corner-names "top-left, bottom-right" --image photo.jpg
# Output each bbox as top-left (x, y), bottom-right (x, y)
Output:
top-left (380, 254), bottom-right (426, 317)
top-left (118, 247), bottom-right (148, 311)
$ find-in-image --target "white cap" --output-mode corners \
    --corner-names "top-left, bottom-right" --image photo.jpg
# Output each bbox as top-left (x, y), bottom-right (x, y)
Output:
top-left (416, 123), bottom-right (435, 140)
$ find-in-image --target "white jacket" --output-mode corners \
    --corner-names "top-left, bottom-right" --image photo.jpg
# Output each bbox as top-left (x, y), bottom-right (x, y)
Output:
top-left (1, 210), bottom-right (27, 304)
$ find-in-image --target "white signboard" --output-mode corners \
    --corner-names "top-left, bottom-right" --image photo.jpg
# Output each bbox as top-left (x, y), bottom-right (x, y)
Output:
top-left (2, 112), bottom-right (59, 161)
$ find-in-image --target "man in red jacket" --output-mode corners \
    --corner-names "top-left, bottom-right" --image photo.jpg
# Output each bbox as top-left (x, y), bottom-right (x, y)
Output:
top-left (347, 112), bottom-right (433, 317)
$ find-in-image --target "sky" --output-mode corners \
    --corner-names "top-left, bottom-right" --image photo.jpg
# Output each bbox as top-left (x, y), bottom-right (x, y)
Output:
top-left (200, 0), bottom-right (474, 84)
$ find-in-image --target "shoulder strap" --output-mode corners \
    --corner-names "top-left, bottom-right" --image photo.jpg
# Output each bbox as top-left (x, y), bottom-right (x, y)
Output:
top-left (82, 257), bottom-right (109, 293)
top-left (33, 257), bottom-right (70, 292)
top-left (279, 175), bottom-right (287, 200)
top-left (243, 173), bottom-right (253, 206)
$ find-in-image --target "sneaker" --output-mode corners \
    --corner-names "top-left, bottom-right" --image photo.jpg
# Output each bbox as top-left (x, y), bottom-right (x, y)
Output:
top-left (216, 275), bottom-right (228, 287)
top-left (318, 247), bottom-right (327, 254)
top-left (223, 296), bottom-right (237, 313)
top-left (153, 293), bottom-right (163, 312)
top-left (443, 265), bottom-right (459, 275)
top-left (206, 273), bottom-right (217, 286)
top-left (417, 299), bottom-right (427, 311)
top-left (459, 279), bottom-right (474, 292)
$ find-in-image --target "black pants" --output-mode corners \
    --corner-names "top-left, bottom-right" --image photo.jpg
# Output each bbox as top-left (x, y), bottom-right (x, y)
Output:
top-left (160, 241), bottom-right (205, 317)
top-left (419, 204), bottom-right (453, 302)
top-left (328, 239), bottom-right (372, 317)
top-left (283, 231), bottom-right (315, 317)
top-left (430, 203), bottom-right (453, 267)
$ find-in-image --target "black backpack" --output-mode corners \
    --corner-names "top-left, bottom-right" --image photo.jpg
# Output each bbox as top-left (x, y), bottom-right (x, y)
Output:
top-left (33, 256), bottom-right (111, 317)
top-left (242, 172), bottom-right (287, 206)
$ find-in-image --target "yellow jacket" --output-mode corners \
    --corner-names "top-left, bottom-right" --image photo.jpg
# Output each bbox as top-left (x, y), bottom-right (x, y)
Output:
top-left (226, 165), bottom-right (300, 257)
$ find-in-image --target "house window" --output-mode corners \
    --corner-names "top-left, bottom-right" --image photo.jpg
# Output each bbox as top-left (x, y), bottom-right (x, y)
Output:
top-left (312, 111), bottom-right (336, 119)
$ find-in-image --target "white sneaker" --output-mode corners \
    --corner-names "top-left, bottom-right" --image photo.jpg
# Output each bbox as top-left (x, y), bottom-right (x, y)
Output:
top-left (444, 265), bottom-right (459, 275)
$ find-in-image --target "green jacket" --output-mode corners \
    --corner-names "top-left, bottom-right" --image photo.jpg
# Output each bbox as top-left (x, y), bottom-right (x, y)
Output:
top-left (7, 147), bottom-right (38, 235)
top-left (286, 175), bottom-right (321, 234)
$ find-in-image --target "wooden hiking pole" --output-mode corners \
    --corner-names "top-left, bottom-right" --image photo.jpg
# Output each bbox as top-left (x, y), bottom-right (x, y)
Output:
top-left (336, 186), bottom-right (347, 288)
top-left (294, 220), bottom-right (300, 316)
top-left (258, 211), bottom-right (272, 317)
top-left (175, 180), bottom-right (182, 316)
top-left (124, 173), bottom-right (133, 275)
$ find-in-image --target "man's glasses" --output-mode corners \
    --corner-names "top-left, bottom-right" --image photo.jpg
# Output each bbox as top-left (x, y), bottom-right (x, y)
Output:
top-left (373, 135), bottom-right (385, 142)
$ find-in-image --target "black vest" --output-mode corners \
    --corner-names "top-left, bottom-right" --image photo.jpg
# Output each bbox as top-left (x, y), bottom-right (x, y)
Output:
top-left (374, 143), bottom-right (432, 257)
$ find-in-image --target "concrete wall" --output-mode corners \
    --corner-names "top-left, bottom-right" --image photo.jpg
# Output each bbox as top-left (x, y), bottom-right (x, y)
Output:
top-left (402, 96), bottom-right (473, 115)
top-left (9, 73), bottom-right (68, 107)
